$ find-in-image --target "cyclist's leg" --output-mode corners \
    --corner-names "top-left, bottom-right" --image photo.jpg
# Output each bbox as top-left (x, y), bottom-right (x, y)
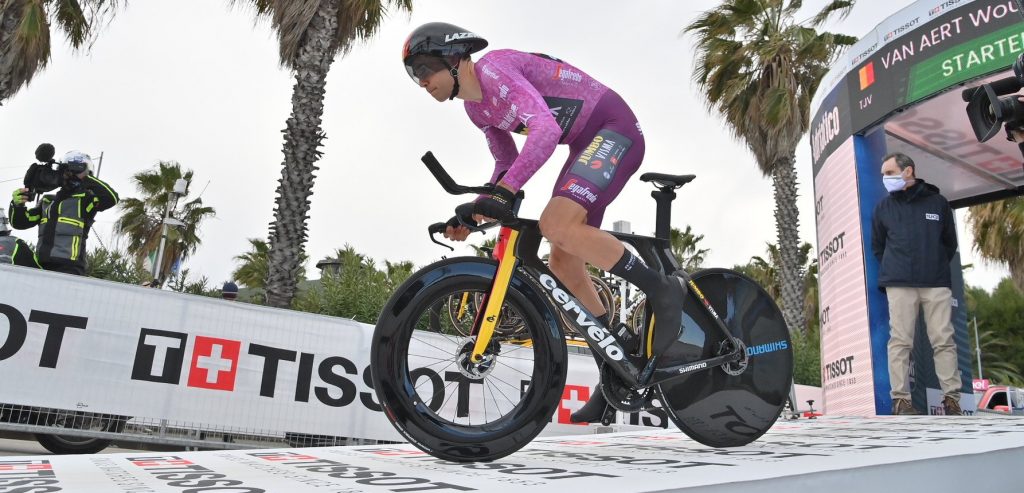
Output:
top-left (540, 90), bottom-right (683, 354)
top-left (548, 244), bottom-right (606, 317)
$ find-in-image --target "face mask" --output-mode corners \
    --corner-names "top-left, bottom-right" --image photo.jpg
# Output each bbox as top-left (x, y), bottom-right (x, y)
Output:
top-left (883, 175), bottom-right (906, 193)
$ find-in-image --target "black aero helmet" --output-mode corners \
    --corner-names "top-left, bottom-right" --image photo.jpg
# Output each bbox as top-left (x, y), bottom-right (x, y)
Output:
top-left (402, 22), bottom-right (487, 99)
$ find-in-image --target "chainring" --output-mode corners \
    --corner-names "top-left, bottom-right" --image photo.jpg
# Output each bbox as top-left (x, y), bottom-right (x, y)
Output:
top-left (599, 363), bottom-right (651, 413)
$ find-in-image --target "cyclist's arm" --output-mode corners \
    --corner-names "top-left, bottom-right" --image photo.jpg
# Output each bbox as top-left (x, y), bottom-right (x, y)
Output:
top-left (482, 127), bottom-right (518, 185)
top-left (489, 75), bottom-right (561, 192)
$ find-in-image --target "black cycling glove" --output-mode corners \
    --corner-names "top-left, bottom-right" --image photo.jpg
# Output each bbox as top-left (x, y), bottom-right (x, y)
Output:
top-left (474, 186), bottom-right (517, 223)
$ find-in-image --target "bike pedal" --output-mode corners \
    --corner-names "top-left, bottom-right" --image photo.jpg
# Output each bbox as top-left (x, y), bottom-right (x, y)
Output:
top-left (599, 405), bottom-right (616, 426)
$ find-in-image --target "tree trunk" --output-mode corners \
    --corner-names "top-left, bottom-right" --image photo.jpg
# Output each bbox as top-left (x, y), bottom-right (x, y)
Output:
top-left (771, 155), bottom-right (807, 334)
top-left (264, 0), bottom-right (340, 308)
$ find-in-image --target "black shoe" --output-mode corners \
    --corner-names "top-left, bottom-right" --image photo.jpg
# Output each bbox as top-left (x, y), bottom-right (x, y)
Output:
top-left (648, 276), bottom-right (688, 358)
top-left (570, 387), bottom-right (611, 424)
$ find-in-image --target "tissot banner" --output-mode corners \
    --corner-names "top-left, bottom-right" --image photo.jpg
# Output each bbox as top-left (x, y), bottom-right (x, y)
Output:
top-left (0, 266), bottom-right (662, 440)
top-left (813, 138), bottom-right (877, 415)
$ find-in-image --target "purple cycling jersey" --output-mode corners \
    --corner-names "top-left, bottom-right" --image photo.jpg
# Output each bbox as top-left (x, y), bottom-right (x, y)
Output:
top-left (464, 49), bottom-right (610, 191)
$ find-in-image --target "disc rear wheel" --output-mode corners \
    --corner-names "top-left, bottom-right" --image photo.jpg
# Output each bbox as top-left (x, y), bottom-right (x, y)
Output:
top-left (656, 268), bottom-right (793, 447)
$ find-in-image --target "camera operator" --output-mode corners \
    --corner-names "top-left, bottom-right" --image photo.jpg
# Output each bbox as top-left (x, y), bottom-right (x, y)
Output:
top-left (0, 207), bottom-right (41, 268)
top-left (9, 150), bottom-right (119, 276)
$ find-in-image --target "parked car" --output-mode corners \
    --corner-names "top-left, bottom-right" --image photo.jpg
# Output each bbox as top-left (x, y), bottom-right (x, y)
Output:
top-left (975, 386), bottom-right (1024, 416)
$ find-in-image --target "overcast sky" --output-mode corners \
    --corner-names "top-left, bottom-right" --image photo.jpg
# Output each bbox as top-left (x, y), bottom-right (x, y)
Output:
top-left (0, 0), bottom-right (1011, 292)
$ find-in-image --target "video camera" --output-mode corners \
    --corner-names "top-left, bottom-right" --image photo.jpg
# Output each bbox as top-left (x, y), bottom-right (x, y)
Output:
top-left (962, 53), bottom-right (1024, 142)
top-left (20, 143), bottom-right (88, 201)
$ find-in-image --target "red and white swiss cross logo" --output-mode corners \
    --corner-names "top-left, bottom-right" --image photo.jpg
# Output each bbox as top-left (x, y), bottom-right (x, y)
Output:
top-left (558, 384), bottom-right (591, 425)
top-left (186, 336), bottom-right (241, 391)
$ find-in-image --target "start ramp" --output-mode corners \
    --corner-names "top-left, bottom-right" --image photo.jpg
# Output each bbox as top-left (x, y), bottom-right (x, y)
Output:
top-left (2, 416), bottom-right (1022, 492)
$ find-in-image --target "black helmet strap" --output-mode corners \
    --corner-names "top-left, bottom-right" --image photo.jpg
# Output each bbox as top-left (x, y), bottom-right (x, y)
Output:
top-left (442, 58), bottom-right (460, 100)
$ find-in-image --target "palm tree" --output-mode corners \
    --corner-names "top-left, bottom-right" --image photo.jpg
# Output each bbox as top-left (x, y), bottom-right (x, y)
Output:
top-left (686, 0), bottom-right (856, 334)
top-left (669, 225), bottom-right (709, 271)
top-left (471, 237), bottom-right (498, 258)
top-left (967, 197), bottom-right (1024, 292)
top-left (236, 0), bottom-right (413, 308)
top-left (0, 0), bottom-right (121, 104)
top-left (232, 237), bottom-right (307, 289)
top-left (736, 241), bottom-right (817, 324)
top-left (114, 161), bottom-right (216, 283)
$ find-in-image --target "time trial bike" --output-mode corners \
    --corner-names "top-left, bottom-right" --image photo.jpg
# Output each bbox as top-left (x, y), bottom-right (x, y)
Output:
top-left (370, 152), bottom-right (793, 462)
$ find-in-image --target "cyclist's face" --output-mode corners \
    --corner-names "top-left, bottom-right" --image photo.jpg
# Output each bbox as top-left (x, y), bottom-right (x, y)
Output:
top-left (406, 55), bottom-right (452, 102)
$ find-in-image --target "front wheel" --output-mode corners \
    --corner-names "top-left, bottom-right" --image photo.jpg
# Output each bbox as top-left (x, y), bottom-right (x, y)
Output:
top-left (656, 268), bottom-right (793, 447)
top-left (371, 257), bottom-right (567, 462)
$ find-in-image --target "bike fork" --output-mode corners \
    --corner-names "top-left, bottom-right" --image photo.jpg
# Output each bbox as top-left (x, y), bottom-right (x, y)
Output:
top-left (468, 227), bottom-right (519, 363)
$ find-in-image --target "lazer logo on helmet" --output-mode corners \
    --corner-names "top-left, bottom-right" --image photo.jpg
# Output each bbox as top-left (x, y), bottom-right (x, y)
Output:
top-left (445, 32), bottom-right (478, 43)
top-left (539, 274), bottom-right (624, 360)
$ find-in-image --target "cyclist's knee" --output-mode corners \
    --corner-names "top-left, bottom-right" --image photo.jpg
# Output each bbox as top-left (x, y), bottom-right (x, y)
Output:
top-left (548, 250), bottom-right (583, 277)
top-left (539, 198), bottom-right (587, 247)
top-left (540, 219), bottom-right (582, 250)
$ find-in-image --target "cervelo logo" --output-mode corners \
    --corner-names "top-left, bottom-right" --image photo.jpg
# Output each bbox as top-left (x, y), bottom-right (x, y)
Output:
top-left (553, 65), bottom-right (583, 83)
top-left (560, 179), bottom-right (598, 204)
top-left (538, 274), bottom-right (623, 360)
top-left (444, 32), bottom-right (478, 43)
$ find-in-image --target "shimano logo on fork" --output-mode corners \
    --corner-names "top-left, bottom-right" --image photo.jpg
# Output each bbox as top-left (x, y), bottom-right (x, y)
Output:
top-left (538, 274), bottom-right (625, 361)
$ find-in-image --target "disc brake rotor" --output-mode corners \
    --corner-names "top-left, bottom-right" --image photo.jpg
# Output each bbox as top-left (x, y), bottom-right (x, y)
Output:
top-left (456, 338), bottom-right (500, 380)
top-left (718, 337), bottom-right (749, 376)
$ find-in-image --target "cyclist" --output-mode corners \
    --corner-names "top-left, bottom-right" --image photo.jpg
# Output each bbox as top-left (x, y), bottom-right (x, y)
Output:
top-left (402, 22), bottom-right (687, 423)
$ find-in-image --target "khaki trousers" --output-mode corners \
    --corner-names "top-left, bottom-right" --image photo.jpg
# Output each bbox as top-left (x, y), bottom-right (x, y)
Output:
top-left (886, 287), bottom-right (962, 400)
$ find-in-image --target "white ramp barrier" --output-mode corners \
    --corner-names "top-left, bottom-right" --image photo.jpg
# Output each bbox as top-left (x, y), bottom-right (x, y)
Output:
top-left (0, 265), bottom-right (658, 449)
top-left (1, 416), bottom-right (1022, 492)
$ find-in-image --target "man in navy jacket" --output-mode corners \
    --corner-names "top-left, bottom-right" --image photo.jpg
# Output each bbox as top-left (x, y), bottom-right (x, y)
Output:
top-left (872, 152), bottom-right (962, 416)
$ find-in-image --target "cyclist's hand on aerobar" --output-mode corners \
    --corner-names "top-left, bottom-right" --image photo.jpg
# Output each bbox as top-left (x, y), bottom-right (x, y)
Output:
top-left (443, 215), bottom-right (472, 241)
top-left (473, 184), bottom-right (517, 223)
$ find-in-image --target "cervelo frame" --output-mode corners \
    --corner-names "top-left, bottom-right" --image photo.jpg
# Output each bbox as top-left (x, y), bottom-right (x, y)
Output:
top-left (422, 152), bottom-right (745, 390)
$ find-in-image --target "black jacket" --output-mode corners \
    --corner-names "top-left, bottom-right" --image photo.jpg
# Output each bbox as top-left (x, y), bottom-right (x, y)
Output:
top-left (10, 174), bottom-right (118, 274)
top-left (871, 179), bottom-right (957, 288)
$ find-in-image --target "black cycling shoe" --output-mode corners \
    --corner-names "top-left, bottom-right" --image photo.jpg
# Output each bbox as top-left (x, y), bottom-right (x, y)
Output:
top-left (570, 387), bottom-right (611, 424)
top-left (652, 276), bottom-right (688, 353)
top-left (640, 275), bottom-right (688, 381)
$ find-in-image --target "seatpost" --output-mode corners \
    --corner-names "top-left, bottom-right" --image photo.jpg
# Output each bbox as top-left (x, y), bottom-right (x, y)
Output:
top-left (651, 187), bottom-right (676, 240)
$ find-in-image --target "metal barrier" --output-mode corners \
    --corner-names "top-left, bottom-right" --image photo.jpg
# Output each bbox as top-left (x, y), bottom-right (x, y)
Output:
top-left (0, 402), bottom-right (394, 451)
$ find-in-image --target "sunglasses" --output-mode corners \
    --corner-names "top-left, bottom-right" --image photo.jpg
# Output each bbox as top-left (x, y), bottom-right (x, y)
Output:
top-left (404, 56), bottom-right (451, 85)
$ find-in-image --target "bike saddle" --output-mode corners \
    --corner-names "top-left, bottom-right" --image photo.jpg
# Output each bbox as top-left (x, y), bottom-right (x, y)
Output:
top-left (640, 172), bottom-right (695, 189)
